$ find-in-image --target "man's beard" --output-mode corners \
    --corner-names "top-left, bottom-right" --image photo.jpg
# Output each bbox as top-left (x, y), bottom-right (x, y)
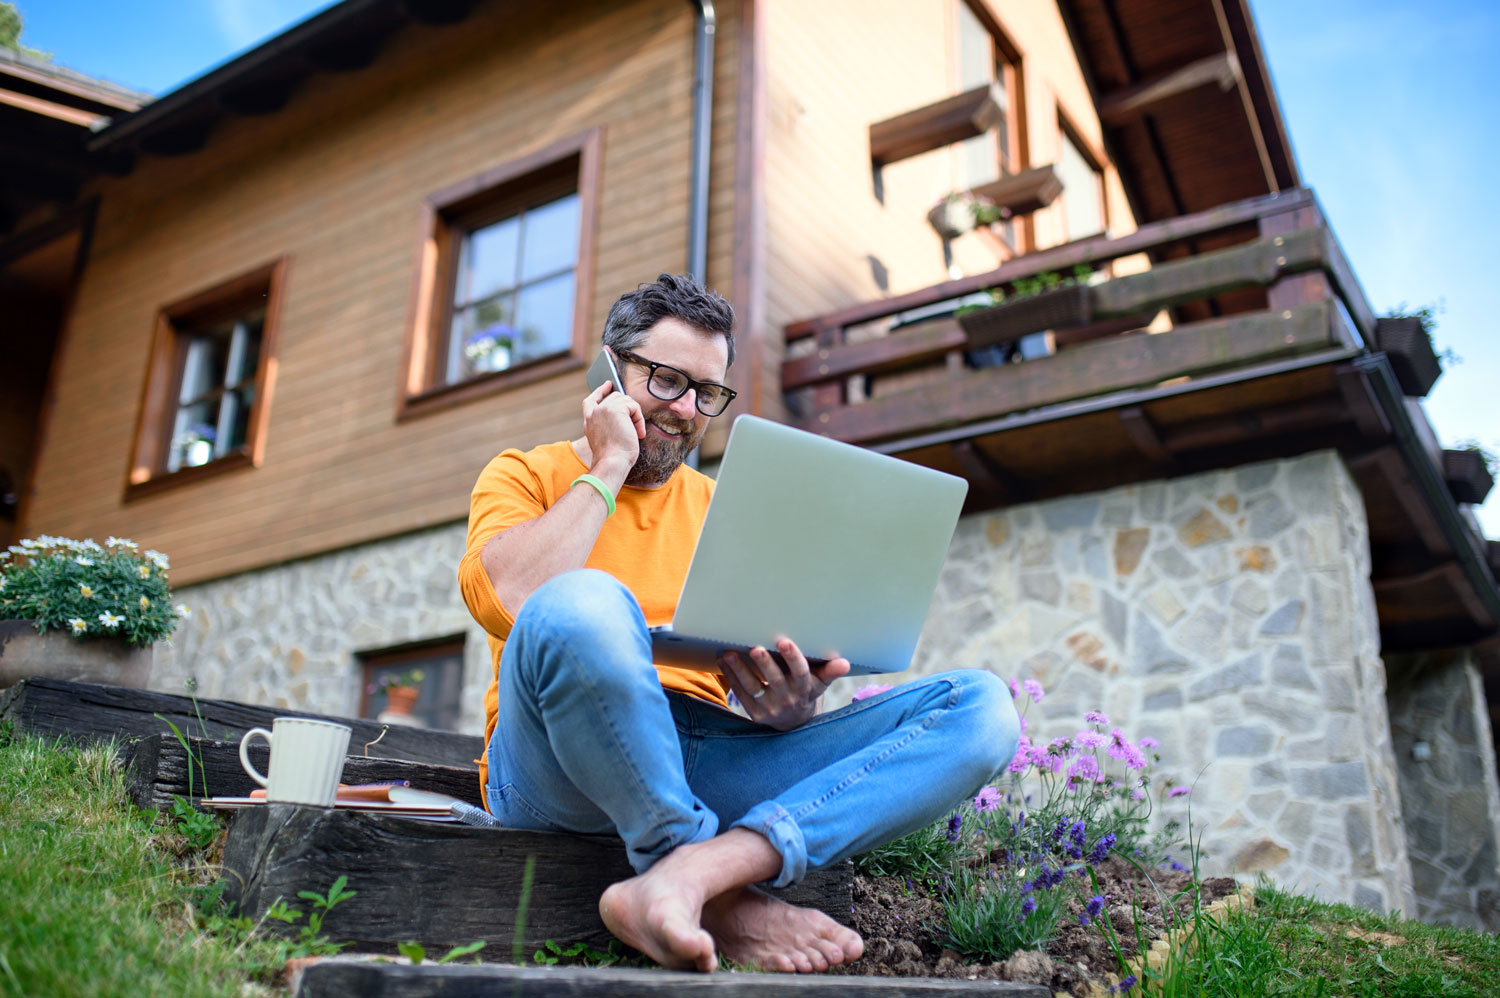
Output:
top-left (625, 414), bottom-right (705, 487)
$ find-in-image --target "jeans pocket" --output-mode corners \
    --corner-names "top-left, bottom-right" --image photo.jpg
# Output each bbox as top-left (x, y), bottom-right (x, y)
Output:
top-left (487, 782), bottom-right (564, 832)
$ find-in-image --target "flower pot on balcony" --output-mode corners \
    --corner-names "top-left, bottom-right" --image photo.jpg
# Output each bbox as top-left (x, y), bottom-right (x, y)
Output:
top-left (956, 284), bottom-right (1092, 347)
top-left (377, 684), bottom-right (425, 727)
top-left (1374, 316), bottom-right (1441, 397)
top-left (1442, 449), bottom-right (1495, 506)
top-left (927, 198), bottom-right (976, 240)
top-left (0, 619), bottom-right (153, 690)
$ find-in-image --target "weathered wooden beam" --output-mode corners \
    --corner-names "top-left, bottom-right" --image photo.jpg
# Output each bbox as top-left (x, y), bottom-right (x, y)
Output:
top-left (950, 439), bottom-right (1028, 506)
top-left (221, 806), bottom-right (854, 955)
top-left (868, 83), bottom-right (1004, 166)
top-left (784, 188), bottom-right (1316, 342)
top-left (809, 303), bottom-right (1335, 445)
top-left (1097, 52), bottom-right (1241, 125)
top-left (296, 961), bottom-right (1052, 996)
top-left (1373, 561), bottom-right (1495, 629)
top-left (0, 677), bottom-right (482, 769)
top-left (1334, 365), bottom-right (1392, 440)
top-left (1346, 446), bottom-right (1451, 558)
top-left (783, 319), bottom-right (966, 390)
top-left (1118, 407), bottom-right (1174, 465)
top-left (120, 734), bottom-right (483, 812)
top-left (1161, 397), bottom-right (1348, 453)
top-left (969, 164), bottom-right (1063, 216)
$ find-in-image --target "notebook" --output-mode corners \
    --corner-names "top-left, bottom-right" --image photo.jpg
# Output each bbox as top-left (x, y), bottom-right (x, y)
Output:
top-left (650, 415), bottom-right (968, 676)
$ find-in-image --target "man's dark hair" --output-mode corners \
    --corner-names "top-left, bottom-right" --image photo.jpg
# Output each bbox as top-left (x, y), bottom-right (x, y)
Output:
top-left (602, 273), bottom-right (735, 367)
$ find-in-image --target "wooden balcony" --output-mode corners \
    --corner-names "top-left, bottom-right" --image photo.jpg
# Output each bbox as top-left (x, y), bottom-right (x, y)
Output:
top-left (782, 188), bottom-right (1499, 653)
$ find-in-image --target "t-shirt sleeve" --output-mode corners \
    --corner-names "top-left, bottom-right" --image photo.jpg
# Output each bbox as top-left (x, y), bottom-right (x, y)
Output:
top-left (458, 450), bottom-right (551, 640)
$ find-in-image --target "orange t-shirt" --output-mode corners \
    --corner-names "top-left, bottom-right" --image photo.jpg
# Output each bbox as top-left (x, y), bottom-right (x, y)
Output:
top-left (458, 440), bottom-right (729, 790)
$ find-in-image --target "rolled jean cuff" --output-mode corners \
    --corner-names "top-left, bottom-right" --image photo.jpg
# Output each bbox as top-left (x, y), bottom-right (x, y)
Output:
top-left (732, 802), bottom-right (806, 888)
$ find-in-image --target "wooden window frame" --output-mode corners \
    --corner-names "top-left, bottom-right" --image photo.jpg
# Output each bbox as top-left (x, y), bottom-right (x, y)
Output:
top-left (1055, 108), bottom-right (1109, 242)
top-left (957, 0), bottom-right (1030, 255)
top-left (124, 259), bottom-right (286, 501)
top-left (356, 634), bottom-right (466, 731)
top-left (397, 127), bottom-right (603, 421)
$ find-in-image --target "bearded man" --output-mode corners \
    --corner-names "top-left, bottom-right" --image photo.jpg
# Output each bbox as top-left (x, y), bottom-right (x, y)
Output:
top-left (459, 273), bottom-right (1018, 973)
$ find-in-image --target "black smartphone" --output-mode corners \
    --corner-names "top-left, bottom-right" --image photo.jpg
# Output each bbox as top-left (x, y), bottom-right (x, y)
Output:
top-left (585, 346), bottom-right (625, 393)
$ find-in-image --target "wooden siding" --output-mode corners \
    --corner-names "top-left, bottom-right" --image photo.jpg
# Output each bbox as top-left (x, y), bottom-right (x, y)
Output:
top-left (25, 0), bottom-right (746, 586)
top-left (762, 0), bottom-right (1135, 364)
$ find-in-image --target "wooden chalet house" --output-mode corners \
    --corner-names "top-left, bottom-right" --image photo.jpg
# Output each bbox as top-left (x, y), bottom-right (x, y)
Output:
top-left (6, 0), bottom-right (1499, 930)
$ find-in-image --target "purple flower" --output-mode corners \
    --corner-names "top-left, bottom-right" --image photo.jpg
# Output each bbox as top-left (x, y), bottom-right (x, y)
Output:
top-left (1023, 679), bottom-right (1045, 703)
top-left (946, 812), bottom-right (963, 842)
top-left (1169, 786), bottom-right (1191, 798)
top-left (1069, 820), bottom-right (1087, 849)
top-left (1051, 819), bottom-right (1067, 843)
top-left (1008, 677), bottom-right (1021, 698)
top-left (1107, 728), bottom-right (1148, 769)
top-left (1076, 730), bottom-right (1108, 749)
top-left (1113, 974), bottom-right (1137, 993)
top-left (974, 786), bottom-right (1003, 813)
top-left (1077, 911), bottom-right (1090, 926)
top-left (1020, 896), bottom-right (1037, 916)
top-left (1085, 710), bottom-right (1109, 725)
top-left (1088, 833), bottom-right (1117, 865)
top-left (1067, 754), bottom-right (1102, 784)
top-left (1086, 894), bottom-right (1106, 919)
top-left (1138, 736), bottom-right (1159, 749)
top-left (851, 683), bottom-right (892, 701)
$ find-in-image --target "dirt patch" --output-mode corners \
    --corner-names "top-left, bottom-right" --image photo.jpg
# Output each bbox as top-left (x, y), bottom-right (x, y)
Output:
top-left (838, 856), bottom-right (1239, 995)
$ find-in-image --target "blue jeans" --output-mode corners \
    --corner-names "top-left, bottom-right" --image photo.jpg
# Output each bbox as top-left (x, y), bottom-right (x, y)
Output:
top-left (484, 570), bottom-right (1019, 887)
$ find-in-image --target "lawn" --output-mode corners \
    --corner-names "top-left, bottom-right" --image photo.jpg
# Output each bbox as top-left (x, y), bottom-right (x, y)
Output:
top-left (1, 719), bottom-right (1496, 997)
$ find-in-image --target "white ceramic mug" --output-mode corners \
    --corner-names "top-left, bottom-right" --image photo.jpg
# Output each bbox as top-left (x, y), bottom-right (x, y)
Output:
top-left (238, 717), bottom-right (352, 806)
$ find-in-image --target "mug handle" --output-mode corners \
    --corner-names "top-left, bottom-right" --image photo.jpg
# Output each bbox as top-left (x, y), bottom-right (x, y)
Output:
top-left (239, 727), bottom-right (273, 788)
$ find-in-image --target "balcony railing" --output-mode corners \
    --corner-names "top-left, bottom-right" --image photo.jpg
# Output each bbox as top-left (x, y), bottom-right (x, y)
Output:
top-left (782, 187), bottom-right (1376, 451)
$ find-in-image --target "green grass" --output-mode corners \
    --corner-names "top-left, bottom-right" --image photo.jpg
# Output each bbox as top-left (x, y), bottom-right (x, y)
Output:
top-left (0, 723), bottom-right (291, 998)
top-left (1136, 880), bottom-right (1500, 998)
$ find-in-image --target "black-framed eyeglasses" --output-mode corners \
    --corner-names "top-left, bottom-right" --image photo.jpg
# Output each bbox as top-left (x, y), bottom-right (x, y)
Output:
top-left (613, 347), bottom-right (737, 417)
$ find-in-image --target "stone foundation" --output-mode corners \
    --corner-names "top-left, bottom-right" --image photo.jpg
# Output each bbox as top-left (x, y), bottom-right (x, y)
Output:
top-left (1387, 649), bottom-right (1500, 931)
top-left (827, 450), bottom-right (1417, 914)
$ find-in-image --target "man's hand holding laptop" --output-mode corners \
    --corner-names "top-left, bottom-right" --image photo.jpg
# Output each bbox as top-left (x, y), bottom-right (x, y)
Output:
top-left (717, 639), bottom-right (851, 731)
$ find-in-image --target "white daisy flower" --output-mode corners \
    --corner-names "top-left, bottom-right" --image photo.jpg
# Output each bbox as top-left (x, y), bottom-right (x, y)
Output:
top-left (139, 596), bottom-right (151, 610)
top-left (79, 584), bottom-right (94, 598)
top-left (175, 604), bottom-right (191, 618)
top-left (98, 612), bottom-right (123, 629)
top-left (146, 550), bottom-right (169, 570)
top-left (68, 618), bottom-right (88, 635)
top-left (75, 557), bottom-right (94, 567)
top-left (138, 565), bottom-right (151, 579)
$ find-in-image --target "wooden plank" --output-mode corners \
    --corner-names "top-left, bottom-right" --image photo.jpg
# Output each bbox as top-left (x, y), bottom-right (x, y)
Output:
top-left (784, 188), bottom-right (1316, 341)
top-left (1097, 52), bottom-right (1241, 125)
top-left (0, 677), bottom-right (483, 769)
top-left (811, 303), bottom-right (1334, 445)
top-left (867, 83), bottom-right (1003, 166)
top-left (221, 805), bottom-right (855, 955)
top-left (969, 164), bottom-right (1063, 216)
top-left (296, 961), bottom-right (1052, 996)
top-left (1117, 406), bottom-right (1174, 465)
top-left (120, 733), bottom-right (483, 812)
top-left (782, 319), bottom-right (966, 390)
top-left (1089, 226), bottom-right (1328, 319)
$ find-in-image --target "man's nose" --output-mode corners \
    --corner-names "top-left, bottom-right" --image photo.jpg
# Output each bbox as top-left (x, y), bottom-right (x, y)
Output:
top-left (668, 389), bottom-right (698, 419)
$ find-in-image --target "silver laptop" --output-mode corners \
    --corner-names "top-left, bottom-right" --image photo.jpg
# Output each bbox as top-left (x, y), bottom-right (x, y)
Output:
top-left (650, 415), bottom-right (968, 676)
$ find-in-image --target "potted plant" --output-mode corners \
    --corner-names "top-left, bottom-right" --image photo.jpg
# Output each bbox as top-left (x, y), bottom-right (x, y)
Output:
top-left (369, 667), bottom-right (426, 725)
top-left (463, 322), bottom-right (517, 375)
top-left (926, 191), bottom-right (1011, 240)
top-left (1374, 304), bottom-right (1444, 397)
top-left (0, 536), bottom-right (188, 689)
top-left (1442, 443), bottom-right (1496, 506)
top-left (954, 264), bottom-right (1096, 346)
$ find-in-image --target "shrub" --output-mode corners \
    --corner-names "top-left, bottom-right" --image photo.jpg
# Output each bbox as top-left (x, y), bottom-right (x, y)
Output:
top-left (1, 535), bottom-right (187, 646)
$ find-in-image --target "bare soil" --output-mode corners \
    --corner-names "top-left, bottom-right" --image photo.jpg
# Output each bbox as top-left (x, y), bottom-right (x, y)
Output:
top-left (837, 857), bottom-right (1239, 995)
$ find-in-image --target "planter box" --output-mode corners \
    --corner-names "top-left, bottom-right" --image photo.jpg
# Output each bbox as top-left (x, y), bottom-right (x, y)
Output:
top-left (0, 619), bottom-right (152, 690)
top-left (970, 164), bottom-right (1064, 217)
top-left (1374, 316), bottom-right (1442, 397)
top-left (926, 198), bottom-right (975, 239)
top-left (1443, 449), bottom-right (1495, 506)
top-left (956, 284), bottom-right (1091, 347)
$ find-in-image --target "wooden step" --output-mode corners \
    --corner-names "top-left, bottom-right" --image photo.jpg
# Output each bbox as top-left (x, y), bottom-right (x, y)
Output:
top-left (0, 677), bottom-right (482, 768)
top-left (294, 960), bottom-right (1052, 996)
top-left (222, 805), bottom-right (854, 955)
top-left (121, 733), bottom-right (484, 812)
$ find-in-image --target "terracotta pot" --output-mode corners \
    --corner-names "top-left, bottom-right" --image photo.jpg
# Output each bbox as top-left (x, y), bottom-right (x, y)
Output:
top-left (0, 618), bottom-right (153, 690)
top-left (383, 684), bottom-right (420, 716)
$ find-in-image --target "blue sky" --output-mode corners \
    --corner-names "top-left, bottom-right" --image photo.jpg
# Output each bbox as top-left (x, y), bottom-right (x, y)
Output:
top-left (19, 0), bottom-right (1499, 536)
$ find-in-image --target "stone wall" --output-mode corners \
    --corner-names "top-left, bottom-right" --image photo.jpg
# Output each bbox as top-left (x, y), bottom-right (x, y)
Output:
top-left (825, 449), bottom-right (1416, 914)
top-left (156, 523), bottom-right (491, 736)
top-left (1387, 649), bottom-right (1500, 931)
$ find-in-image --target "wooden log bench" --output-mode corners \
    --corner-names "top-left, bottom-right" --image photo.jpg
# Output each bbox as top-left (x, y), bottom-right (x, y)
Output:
top-left (121, 734), bottom-right (484, 812)
top-left (0, 677), bottom-right (482, 768)
top-left (295, 961), bottom-right (1052, 996)
top-left (221, 805), bottom-right (856, 956)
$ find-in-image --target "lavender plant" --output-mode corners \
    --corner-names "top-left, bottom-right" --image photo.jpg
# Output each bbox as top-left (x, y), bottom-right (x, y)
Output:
top-left (1, 536), bottom-right (188, 647)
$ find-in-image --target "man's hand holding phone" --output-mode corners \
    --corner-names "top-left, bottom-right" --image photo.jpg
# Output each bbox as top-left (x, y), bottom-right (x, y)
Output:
top-left (581, 347), bottom-right (645, 489)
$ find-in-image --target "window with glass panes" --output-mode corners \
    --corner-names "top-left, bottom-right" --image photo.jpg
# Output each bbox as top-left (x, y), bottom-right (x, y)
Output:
top-left (444, 191), bottom-right (580, 386)
top-left (955, 1), bottom-right (1019, 246)
top-left (167, 310), bottom-right (263, 472)
top-left (1056, 127), bottom-right (1104, 241)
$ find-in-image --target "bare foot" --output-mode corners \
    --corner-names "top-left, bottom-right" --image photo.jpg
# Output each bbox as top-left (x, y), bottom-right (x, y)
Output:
top-left (701, 885), bottom-right (864, 974)
top-left (599, 873), bottom-right (717, 972)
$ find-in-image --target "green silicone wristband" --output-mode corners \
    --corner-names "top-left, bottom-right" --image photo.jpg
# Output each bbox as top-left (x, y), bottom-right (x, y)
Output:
top-left (571, 473), bottom-right (616, 517)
